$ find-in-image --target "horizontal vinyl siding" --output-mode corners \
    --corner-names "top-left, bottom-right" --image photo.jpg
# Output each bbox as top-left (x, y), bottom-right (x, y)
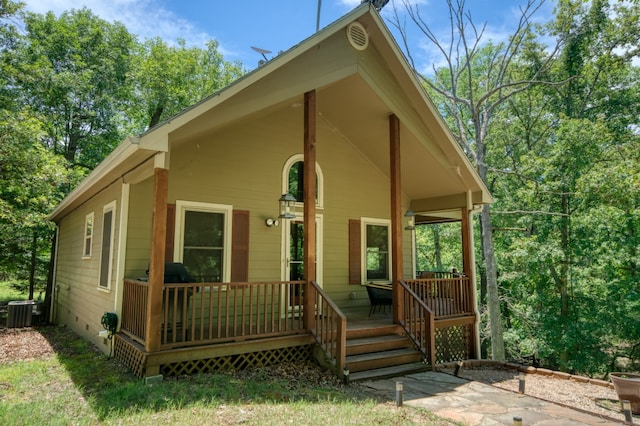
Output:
top-left (169, 105), bottom-right (301, 283)
top-left (124, 177), bottom-right (154, 279)
top-left (168, 103), bottom-right (414, 311)
top-left (54, 181), bottom-right (122, 353)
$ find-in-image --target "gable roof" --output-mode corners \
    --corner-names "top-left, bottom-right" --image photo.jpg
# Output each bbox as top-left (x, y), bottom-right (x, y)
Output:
top-left (49, 4), bottom-right (492, 222)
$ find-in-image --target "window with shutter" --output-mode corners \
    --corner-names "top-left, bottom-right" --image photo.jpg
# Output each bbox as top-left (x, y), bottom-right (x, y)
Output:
top-left (99, 202), bottom-right (116, 289)
top-left (361, 218), bottom-right (391, 283)
top-left (174, 201), bottom-right (232, 283)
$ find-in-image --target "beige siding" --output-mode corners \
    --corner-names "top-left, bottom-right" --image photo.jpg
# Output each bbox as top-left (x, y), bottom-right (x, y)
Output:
top-left (54, 180), bottom-right (123, 353)
top-left (125, 177), bottom-right (154, 279)
top-left (168, 102), bottom-right (414, 311)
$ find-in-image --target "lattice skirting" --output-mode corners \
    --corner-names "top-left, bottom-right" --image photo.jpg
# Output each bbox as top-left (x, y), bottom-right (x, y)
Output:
top-left (160, 345), bottom-right (313, 377)
top-left (114, 334), bottom-right (147, 378)
top-left (435, 323), bottom-right (473, 364)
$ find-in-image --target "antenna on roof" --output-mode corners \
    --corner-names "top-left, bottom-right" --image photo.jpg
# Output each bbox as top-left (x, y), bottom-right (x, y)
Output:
top-left (316, 0), bottom-right (322, 32)
top-left (361, 0), bottom-right (390, 11)
top-left (251, 46), bottom-right (271, 61)
top-left (250, 46), bottom-right (272, 66)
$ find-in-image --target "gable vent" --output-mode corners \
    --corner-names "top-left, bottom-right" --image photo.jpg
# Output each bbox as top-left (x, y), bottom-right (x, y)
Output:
top-left (346, 22), bottom-right (369, 51)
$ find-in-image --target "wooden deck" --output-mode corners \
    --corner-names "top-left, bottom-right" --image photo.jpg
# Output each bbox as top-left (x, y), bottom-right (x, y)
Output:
top-left (117, 278), bottom-right (476, 379)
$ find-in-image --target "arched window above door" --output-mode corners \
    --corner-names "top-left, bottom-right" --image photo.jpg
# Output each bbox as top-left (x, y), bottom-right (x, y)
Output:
top-left (282, 154), bottom-right (324, 208)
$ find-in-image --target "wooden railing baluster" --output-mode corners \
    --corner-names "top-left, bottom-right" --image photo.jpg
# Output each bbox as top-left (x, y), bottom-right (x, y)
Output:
top-left (122, 280), bottom-right (309, 350)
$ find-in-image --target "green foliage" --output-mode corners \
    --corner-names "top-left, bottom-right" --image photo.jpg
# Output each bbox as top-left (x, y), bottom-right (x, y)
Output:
top-left (125, 37), bottom-right (244, 133)
top-left (0, 108), bottom-right (71, 289)
top-left (7, 8), bottom-right (135, 169)
top-left (415, 223), bottom-right (462, 273)
top-left (419, 0), bottom-right (640, 373)
top-left (0, 5), bottom-right (245, 293)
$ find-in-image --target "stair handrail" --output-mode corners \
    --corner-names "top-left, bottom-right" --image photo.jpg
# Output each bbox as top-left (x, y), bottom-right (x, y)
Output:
top-left (398, 280), bottom-right (436, 368)
top-left (310, 280), bottom-right (347, 377)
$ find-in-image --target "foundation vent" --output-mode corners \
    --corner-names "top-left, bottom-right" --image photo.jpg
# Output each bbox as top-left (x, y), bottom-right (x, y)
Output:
top-left (346, 22), bottom-right (369, 51)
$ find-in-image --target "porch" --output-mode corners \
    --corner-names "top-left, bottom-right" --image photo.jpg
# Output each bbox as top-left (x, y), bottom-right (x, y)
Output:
top-left (115, 275), bottom-right (477, 379)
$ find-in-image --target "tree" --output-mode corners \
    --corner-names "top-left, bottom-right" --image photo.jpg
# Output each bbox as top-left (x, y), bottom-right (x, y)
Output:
top-left (126, 38), bottom-right (244, 133)
top-left (6, 8), bottom-right (134, 170)
top-left (487, 0), bottom-right (639, 373)
top-left (0, 109), bottom-right (71, 295)
top-left (391, 0), bottom-right (560, 361)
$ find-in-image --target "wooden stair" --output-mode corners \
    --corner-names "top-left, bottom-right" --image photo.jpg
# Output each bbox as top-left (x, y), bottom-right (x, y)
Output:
top-left (345, 324), bottom-right (430, 382)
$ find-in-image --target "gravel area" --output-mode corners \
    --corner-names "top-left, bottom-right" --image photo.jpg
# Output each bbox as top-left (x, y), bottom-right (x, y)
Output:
top-left (439, 364), bottom-right (629, 423)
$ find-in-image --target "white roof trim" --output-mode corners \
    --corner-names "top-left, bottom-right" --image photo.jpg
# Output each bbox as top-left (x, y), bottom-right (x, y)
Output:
top-left (48, 136), bottom-right (148, 221)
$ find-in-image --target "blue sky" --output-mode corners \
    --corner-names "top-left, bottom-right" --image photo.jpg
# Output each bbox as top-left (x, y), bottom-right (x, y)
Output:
top-left (21, 0), bottom-right (554, 71)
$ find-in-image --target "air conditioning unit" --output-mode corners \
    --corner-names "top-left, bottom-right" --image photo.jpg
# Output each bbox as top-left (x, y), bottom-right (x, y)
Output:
top-left (7, 301), bottom-right (35, 328)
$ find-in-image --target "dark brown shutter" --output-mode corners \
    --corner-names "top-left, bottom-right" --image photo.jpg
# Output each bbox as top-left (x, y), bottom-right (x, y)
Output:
top-left (349, 219), bottom-right (361, 284)
top-left (231, 210), bottom-right (250, 282)
top-left (165, 204), bottom-right (175, 262)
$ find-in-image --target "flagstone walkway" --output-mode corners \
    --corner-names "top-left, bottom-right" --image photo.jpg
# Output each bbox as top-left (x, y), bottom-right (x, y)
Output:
top-left (360, 371), bottom-right (621, 425)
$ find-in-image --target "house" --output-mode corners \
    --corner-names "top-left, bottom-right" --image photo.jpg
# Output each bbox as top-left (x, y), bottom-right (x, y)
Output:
top-left (47, 4), bottom-right (492, 381)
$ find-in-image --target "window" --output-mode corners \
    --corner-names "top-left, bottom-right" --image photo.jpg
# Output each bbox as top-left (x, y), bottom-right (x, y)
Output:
top-left (83, 212), bottom-right (94, 258)
top-left (175, 201), bottom-right (232, 282)
top-left (282, 154), bottom-right (323, 207)
top-left (362, 219), bottom-right (391, 282)
top-left (99, 202), bottom-right (116, 289)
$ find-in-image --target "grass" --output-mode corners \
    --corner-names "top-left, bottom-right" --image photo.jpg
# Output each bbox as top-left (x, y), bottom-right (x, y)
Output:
top-left (0, 325), bottom-right (455, 425)
top-left (0, 281), bottom-right (29, 304)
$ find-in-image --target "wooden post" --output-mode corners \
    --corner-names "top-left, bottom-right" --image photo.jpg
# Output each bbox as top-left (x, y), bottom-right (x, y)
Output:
top-left (303, 90), bottom-right (316, 330)
top-left (145, 167), bottom-right (168, 355)
top-left (390, 114), bottom-right (403, 323)
top-left (461, 207), bottom-right (473, 284)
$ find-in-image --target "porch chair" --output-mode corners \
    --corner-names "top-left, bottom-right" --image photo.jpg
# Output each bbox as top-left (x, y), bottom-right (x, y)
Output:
top-left (365, 283), bottom-right (392, 316)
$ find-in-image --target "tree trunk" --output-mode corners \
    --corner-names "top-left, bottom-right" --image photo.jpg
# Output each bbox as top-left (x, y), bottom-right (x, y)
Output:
top-left (28, 231), bottom-right (37, 300)
top-left (432, 225), bottom-right (443, 271)
top-left (480, 204), bottom-right (505, 361)
top-left (559, 189), bottom-right (570, 369)
top-left (44, 232), bottom-right (57, 324)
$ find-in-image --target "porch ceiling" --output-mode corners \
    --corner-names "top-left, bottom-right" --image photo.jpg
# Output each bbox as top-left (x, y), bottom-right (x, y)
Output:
top-left (316, 75), bottom-right (472, 203)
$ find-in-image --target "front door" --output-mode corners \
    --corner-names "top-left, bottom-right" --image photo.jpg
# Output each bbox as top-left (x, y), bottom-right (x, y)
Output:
top-left (282, 215), bottom-right (323, 305)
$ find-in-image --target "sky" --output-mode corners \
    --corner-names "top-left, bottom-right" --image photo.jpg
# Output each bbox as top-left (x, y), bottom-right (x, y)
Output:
top-left (20, 0), bottom-right (555, 72)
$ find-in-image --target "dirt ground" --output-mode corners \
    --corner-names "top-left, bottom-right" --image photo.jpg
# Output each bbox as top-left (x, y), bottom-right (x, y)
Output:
top-left (0, 325), bottom-right (632, 423)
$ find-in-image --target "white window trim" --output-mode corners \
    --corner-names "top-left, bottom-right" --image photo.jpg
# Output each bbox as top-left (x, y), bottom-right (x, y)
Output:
top-left (82, 212), bottom-right (94, 259)
top-left (361, 217), bottom-right (392, 284)
top-left (174, 200), bottom-right (233, 283)
top-left (282, 154), bottom-right (324, 209)
top-left (98, 201), bottom-right (117, 291)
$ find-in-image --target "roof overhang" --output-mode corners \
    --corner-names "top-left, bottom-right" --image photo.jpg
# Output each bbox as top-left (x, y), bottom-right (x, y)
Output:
top-left (48, 137), bottom-right (162, 221)
top-left (48, 4), bottom-right (492, 223)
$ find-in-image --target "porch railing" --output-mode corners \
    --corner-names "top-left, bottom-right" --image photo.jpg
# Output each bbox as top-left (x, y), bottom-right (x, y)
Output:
top-left (404, 276), bottom-right (474, 319)
top-left (416, 270), bottom-right (456, 279)
top-left (121, 279), bottom-right (148, 344)
top-left (398, 280), bottom-right (436, 367)
top-left (310, 280), bottom-right (347, 376)
top-left (121, 279), bottom-right (307, 350)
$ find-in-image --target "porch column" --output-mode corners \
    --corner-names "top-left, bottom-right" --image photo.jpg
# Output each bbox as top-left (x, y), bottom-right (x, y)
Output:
top-left (461, 206), bottom-right (473, 280)
top-left (303, 90), bottom-right (316, 330)
top-left (390, 114), bottom-right (403, 323)
top-left (461, 203), bottom-right (480, 358)
top-left (145, 164), bottom-right (168, 357)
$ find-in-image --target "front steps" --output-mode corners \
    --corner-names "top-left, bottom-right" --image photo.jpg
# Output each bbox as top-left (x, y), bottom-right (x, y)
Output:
top-left (345, 324), bottom-right (430, 382)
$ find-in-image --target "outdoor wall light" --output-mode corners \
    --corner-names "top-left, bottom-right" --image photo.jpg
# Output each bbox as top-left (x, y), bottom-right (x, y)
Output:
top-left (278, 193), bottom-right (296, 219)
top-left (404, 210), bottom-right (415, 230)
top-left (265, 218), bottom-right (280, 227)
